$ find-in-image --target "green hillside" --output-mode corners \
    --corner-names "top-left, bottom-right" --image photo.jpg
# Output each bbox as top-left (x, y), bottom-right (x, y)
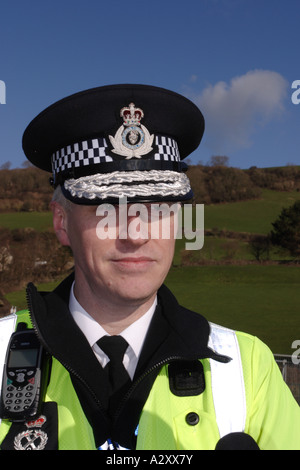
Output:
top-left (165, 265), bottom-right (299, 354)
top-left (204, 189), bottom-right (300, 234)
top-left (0, 211), bottom-right (53, 231)
top-left (1, 189), bottom-right (299, 234)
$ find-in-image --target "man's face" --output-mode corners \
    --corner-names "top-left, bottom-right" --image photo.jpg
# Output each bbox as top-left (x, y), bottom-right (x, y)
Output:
top-left (52, 201), bottom-right (177, 309)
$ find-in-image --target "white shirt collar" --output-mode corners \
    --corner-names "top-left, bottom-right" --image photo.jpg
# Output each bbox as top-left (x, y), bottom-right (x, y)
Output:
top-left (69, 281), bottom-right (156, 377)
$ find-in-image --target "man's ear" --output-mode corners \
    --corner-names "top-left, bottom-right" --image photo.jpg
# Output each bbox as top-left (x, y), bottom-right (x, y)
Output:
top-left (50, 201), bottom-right (71, 246)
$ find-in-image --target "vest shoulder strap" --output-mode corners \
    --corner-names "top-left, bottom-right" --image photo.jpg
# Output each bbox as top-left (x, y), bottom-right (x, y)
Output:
top-left (208, 322), bottom-right (246, 438)
top-left (0, 313), bottom-right (17, 427)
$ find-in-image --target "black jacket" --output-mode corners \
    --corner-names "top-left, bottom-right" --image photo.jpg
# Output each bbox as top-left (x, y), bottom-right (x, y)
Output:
top-left (26, 273), bottom-right (228, 449)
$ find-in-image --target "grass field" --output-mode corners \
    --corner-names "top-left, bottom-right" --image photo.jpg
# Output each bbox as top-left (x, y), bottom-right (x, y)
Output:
top-left (5, 280), bottom-right (62, 311)
top-left (204, 189), bottom-right (300, 234)
top-left (165, 265), bottom-right (300, 355)
top-left (1, 189), bottom-right (300, 234)
top-left (0, 211), bottom-right (53, 231)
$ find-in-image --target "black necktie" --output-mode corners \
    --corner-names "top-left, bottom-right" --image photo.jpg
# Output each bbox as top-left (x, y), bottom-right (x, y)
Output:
top-left (97, 335), bottom-right (130, 396)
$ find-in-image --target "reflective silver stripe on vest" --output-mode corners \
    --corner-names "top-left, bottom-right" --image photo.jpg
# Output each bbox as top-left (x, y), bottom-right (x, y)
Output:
top-left (0, 313), bottom-right (17, 427)
top-left (208, 322), bottom-right (246, 438)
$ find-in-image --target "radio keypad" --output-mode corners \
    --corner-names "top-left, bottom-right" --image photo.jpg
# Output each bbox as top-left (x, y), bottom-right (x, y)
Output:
top-left (4, 369), bottom-right (36, 411)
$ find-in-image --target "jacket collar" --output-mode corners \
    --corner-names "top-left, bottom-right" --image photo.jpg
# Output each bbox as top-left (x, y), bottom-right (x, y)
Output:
top-left (134, 283), bottom-right (228, 380)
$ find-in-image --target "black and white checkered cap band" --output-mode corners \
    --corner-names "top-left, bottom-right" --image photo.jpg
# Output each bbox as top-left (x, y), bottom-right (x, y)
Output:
top-left (51, 135), bottom-right (180, 176)
top-left (52, 137), bottom-right (110, 175)
top-left (154, 136), bottom-right (180, 162)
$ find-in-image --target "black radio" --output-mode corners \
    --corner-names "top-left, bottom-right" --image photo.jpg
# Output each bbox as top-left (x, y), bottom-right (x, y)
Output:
top-left (0, 325), bottom-right (50, 422)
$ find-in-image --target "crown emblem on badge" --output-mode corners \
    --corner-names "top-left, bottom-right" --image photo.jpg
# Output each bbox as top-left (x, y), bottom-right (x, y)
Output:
top-left (109, 103), bottom-right (154, 159)
top-left (120, 103), bottom-right (144, 126)
top-left (26, 415), bottom-right (47, 429)
top-left (14, 416), bottom-right (48, 450)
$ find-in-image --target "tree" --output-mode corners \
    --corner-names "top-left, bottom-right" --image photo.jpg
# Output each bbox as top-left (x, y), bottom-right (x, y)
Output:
top-left (21, 160), bottom-right (33, 168)
top-left (209, 155), bottom-right (229, 167)
top-left (249, 235), bottom-right (271, 261)
top-left (0, 161), bottom-right (11, 170)
top-left (270, 201), bottom-right (300, 257)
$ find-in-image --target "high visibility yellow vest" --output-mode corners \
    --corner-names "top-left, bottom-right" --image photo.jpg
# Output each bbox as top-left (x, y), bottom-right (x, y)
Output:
top-left (1, 311), bottom-right (300, 450)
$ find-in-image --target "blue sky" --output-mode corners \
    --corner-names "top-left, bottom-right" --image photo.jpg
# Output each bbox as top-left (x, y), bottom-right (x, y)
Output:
top-left (0, 0), bottom-right (299, 170)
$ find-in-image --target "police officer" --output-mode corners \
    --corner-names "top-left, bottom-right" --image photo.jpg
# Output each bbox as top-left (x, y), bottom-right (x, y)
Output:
top-left (0, 84), bottom-right (299, 450)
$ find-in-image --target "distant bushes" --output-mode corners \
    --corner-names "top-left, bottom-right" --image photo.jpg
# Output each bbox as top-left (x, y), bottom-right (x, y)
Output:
top-left (0, 167), bottom-right (52, 212)
top-left (188, 165), bottom-right (262, 204)
top-left (246, 165), bottom-right (300, 192)
top-left (0, 164), bottom-right (299, 212)
top-left (0, 227), bottom-right (73, 293)
top-left (187, 164), bottom-right (300, 205)
top-left (0, 167), bottom-right (51, 194)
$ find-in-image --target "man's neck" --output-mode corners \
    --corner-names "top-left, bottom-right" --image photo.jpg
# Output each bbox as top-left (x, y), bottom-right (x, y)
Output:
top-left (73, 280), bottom-right (157, 335)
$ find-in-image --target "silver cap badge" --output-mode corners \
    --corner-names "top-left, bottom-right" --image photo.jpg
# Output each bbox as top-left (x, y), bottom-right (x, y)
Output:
top-left (109, 103), bottom-right (154, 159)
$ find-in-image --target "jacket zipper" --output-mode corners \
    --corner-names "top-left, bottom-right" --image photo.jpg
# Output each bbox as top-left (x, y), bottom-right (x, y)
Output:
top-left (115, 356), bottom-right (181, 418)
top-left (26, 285), bottom-right (105, 414)
top-left (113, 354), bottom-right (202, 423)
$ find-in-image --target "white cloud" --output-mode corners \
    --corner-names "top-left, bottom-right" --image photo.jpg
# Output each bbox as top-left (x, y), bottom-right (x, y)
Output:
top-left (193, 70), bottom-right (288, 154)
